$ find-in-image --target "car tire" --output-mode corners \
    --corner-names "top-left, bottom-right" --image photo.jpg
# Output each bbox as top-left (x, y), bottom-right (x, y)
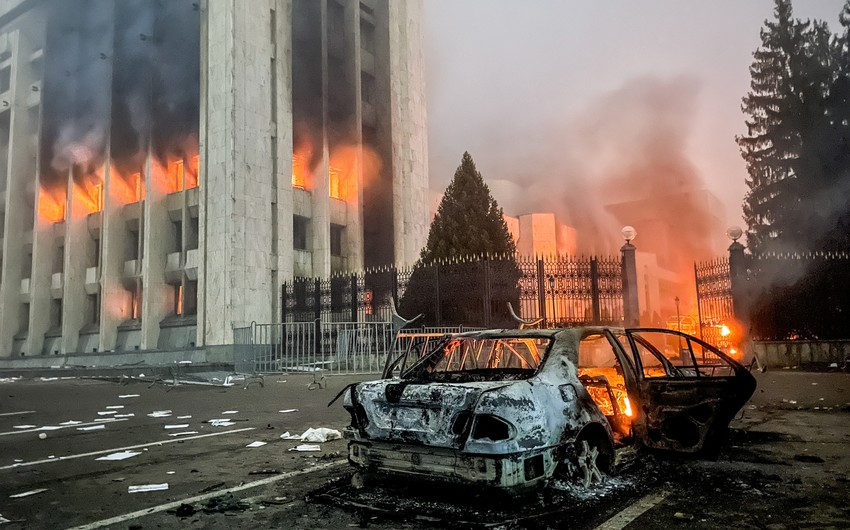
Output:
top-left (556, 434), bottom-right (611, 488)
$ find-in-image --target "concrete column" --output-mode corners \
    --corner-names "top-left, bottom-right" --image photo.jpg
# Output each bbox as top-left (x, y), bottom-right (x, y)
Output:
top-left (621, 242), bottom-right (640, 327)
top-left (100, 162), bottom-right (134, 350)
top-left (140, 154), bottom-right (173, 349)
top-left (60, 170), bottom-right (89, 353)
top-left (388, 0), bottom-right (428, 267)
top-left (344, 0), bottom-right (364, 272)
top-left (28, 185), bottom-right (57, 355)
top-left (201, 0), bottom-right (277, 344)
top-left (310, 0), bottom-right (331, 278)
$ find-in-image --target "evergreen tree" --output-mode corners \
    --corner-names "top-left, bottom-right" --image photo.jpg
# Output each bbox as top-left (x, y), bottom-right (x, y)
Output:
top-left (399, 152), bottom-right (519, 327)
top-left (737, 0), bottom-right (832, 252)
top-left (421, 152), bottom-right (517, 261)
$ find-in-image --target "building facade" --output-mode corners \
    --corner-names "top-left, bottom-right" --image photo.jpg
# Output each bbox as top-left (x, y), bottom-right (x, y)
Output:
top-left (0, 0), bottom-right (428, 357)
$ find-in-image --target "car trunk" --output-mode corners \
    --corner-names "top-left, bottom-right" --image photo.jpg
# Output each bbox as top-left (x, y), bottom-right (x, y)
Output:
top-left (356, 380), bottom-right (512, 448)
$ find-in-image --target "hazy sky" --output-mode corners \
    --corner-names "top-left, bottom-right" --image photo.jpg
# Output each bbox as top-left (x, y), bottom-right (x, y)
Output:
top-left (423, 0), bottom-right (847, 231)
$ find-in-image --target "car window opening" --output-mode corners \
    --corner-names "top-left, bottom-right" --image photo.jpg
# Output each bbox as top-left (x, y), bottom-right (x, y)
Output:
top-left (578, 334), bottom-right (634, 444)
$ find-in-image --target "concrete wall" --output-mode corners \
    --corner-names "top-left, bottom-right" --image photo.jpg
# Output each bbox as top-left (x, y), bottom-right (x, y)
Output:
top-left (754, 340), bottom-right (850, 368)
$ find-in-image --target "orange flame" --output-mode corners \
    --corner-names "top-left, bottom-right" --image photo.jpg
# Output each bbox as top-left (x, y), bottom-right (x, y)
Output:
top-left (185, 155), bottom-right (200, 190)
top-left (111, 171), bottom-right (143, 205)
top-left (38, 187), bottom-right (66, 223)
top-left (73, 181), bottom-right (103, 214)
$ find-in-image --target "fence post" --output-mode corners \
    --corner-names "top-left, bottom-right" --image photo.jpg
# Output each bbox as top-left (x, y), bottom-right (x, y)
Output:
top-left (391, 266), bottom-right (399, 309)
top-left (314, 279), bottom-right (322, 354)
top-left (482, 259), bottom-right (491, 328)
top-left (536, 258), bottom-right (547, 327)
top-left (281, 283), bottom-right (287, 324)
top-left (620, 242), bottom-right (640, 327)
top-left (729, 241), bottom-right (749, 329)
top-left (590, 258), bottom-right (601, 325)
top-left (434, 263), bottom-right (441, 326)
top-left (350, 274), bottom-right (358, 323)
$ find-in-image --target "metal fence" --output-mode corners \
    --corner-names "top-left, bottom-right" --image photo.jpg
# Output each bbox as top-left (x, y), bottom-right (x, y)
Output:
top-left (233, 321), bottom-right (395, 375)
top-left (283, 254), bottom-right (627, 328)
top-left (694, 257), bottom-right (734, 348)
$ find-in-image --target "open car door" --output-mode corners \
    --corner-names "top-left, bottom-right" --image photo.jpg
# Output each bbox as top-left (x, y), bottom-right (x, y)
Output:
top-left (624, 328), bottom-right (756, 454)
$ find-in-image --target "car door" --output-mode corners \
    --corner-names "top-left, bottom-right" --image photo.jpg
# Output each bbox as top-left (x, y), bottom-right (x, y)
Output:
top-left (623, 328), bottom-right (756, 453)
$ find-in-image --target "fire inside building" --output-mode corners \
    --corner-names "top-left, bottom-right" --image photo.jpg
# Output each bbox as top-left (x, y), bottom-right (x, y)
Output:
top-left (0, 0), bottom-right (428, 358)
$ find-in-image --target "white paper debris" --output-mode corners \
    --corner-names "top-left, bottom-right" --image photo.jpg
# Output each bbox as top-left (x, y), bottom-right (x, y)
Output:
top-left (94, 418), bottom-right (119, 423)
top-left (288, 444), bottom-right (321, 452)
top-left (147, 411), bottom-right (172, 418)
top-left (114, 414), bottom-right (135, 418)
top-left (790, 400), bottom-right (798, 404)
top-left (98, 411), bottom-right (118, 416)
top-left (177, 415), bottom-right (192, 419)
top-left (830, 362), bottom-right (839, 368)
top-left (105, 405), bottom-right (125, 410)
top-left (9, 488), bottom-right (48, 498)
top-left (246, 441), bottom-right (267, 448)
top-left (279, 409), bottom-right (298, 414)
top-left (167, 471), bottom-right (176, 475)
top-left (96, 451), bottom-right (142, 461)
top-left (300, 427), bottom-right (342, 443)
top-left (168, 431), bottom-right (199, 437)
top-left (119, 394), bottom-right (140, 399)
top-left (39, 426), bottom-right (63, 431)
top-left (209, 419), bottom-right (235, 427)
top-left (280, 432), bottom-right (301, 440)
top-left (222, 411), bottom-right (238, 415)
top-left (77, 425), bottom-right (106, 432)
top-left (164, 424), bottom-right (190, 430)
top-left (13, 425), bottom-right (36, 429)
top-left (0, 514), bottom-right (11, 523)
top-left (128, 483), bottom-right (169, 493)
top-left (39, 377), bottom-right (59, 382)
top-left (59, 421), bottom-right (82, 426)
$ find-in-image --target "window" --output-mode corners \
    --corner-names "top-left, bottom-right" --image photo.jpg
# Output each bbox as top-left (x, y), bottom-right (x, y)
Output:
top-left (87, 294), bottom-right (99, 324)
top-left (19, 304), bottom-right (30, 333)
top-left (91, 237), bottom-right (100, 269)
top-left (293, 215), bottom-right (309, 250)
top-left (0, 66), bottom-right (10, 93)
top-left (173, 220), bottom-right (183, 253)
top-left (360, 20), bottom-right (376, 54)
top-left (50, 299), bottom-right (62, 329)
top-left (629, 331), bottom-right (697, 378)
top-left (168, 159), bottom-right (184, 192)
top-left (22, 253), bottom-right (32, 280)
top-left (330, 224), bottom-right (344, 257)
top-left (361, 72), bottom-right (376, 104)
top-left (329, 166), bottom-right (342, 199)
top-left (131, 284), bottom-right (142, 320)
top-left (292, 154), bottom-right (308, 189)
top-left (578, 334), bottom-right (631, 419)
top-left (175, 284), bottom-right (183, 316)
top-left (127, 229), bottom-right (140, 261)
top-left (184, 281), bottom-right (198, 316)
top-left (54, 246), bottom-right (64, 273)
top-left (187, 216), bottom-right (199, 250)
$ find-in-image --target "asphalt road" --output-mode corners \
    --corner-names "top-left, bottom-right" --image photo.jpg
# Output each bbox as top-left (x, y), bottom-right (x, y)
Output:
top-left (0, 370), bottom-right (848, 529)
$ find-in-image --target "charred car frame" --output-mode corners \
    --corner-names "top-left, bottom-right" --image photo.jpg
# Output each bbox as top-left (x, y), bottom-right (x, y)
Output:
top-left (338, 327), bottom-right (756, 490)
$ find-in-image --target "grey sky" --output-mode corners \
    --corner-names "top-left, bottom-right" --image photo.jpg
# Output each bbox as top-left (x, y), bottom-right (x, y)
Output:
top-left (423, 0), bottom-right (846, 230)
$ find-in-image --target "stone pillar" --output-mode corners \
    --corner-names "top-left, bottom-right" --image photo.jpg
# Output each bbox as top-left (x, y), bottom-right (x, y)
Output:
top-left (621, 242), bottom-right (640, 327)
top-left (728, 240), bottom-right (749, 327)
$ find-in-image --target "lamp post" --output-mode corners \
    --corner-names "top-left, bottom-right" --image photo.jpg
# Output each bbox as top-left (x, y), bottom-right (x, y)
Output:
top-left (548, 275), bottom-right (556, 328)
top-left (620, 226), bottom-right (640, 326)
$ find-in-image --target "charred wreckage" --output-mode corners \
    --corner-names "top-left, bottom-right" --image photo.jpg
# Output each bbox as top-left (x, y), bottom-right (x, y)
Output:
top-left (334, 327), bottom-right (756, 490)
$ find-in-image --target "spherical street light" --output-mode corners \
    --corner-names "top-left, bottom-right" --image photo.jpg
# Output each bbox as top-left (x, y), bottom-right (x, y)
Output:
top-left (622, 226), bottom-right (637, 244)
top-left (726, 226), bottom-right (743, 242)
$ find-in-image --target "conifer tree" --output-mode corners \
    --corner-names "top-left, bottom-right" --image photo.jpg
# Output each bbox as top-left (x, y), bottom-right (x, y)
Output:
top-left (399, 152), bottom-right (519, 327)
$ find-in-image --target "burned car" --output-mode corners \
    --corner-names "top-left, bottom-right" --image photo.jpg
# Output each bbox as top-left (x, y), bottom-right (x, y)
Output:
top-left (338, 327), bottom-right (756, 490)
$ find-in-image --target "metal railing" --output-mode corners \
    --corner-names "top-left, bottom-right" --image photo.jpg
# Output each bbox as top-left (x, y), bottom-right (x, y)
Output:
top-left (233, 321), bottom-right (396, 375)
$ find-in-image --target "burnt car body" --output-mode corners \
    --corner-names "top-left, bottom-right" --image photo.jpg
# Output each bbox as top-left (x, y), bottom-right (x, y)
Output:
top-left (340, 327), bottom-right (756, 490)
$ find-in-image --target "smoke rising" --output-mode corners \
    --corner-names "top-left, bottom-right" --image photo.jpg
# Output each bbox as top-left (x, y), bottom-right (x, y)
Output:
top-left (39, 0), bottom-right (200, 190)
top-left (487, 76), bottom-right (723, 263)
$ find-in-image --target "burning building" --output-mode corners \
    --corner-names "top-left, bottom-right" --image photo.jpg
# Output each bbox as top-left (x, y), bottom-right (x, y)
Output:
top-left (0, 0), bottom-right (428, 357)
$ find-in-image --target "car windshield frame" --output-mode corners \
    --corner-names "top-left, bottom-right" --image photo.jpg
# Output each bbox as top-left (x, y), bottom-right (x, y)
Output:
top-left (399, 334), bottom-right (555, 383)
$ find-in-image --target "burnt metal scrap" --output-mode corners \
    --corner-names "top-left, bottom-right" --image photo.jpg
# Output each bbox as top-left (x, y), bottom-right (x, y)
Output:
top-left (339, 327), bottom-right (756, 491)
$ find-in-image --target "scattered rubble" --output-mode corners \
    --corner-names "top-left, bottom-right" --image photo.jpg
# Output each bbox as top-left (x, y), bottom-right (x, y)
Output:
top-left (202, 493), bottom-right (250, 513)
top-left (128, 483), bottom-right (169, 493)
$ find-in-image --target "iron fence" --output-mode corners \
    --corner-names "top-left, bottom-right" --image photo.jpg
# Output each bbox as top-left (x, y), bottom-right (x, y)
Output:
top-left (283, 254), bottom-right (627, 328)
top-left (694, 257), bottom-right (734, 348)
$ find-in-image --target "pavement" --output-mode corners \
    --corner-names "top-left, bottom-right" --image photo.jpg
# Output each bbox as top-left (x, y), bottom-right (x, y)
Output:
top-left (0, 370), bottom-right (847, 529)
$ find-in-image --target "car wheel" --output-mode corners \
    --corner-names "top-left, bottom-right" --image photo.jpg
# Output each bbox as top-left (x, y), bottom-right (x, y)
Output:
top-left (557, 437), bottom-right (609, 488)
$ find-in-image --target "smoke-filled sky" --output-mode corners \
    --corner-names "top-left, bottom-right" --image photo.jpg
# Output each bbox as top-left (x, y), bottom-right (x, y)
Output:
top-left (423, 0), bottom-right (846, 251)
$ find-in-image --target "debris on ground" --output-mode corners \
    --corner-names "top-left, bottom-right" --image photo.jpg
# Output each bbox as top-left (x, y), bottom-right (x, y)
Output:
top-left (248, 469), bottom-right (280, 475)
top-left (280, 432), bottom-right (301, 440)
top-left (170, 504), bottom-right (196, 518)
top-left (793, 454), bottom-right (825, 463)
top-left (246, 441), bottom-right (267, 448)
top-left (208, 419), bottom-right (236, 427)
top-left (118, 394), bottom-right (140, 399)
top-left (198, 482), bottom-right (226, 494)
top-left (128, 483), bottom-right (169, 493)
top-left (147, 410), bottom-right (172, 418)
top-left (96, 451), bottom-right (142, 461)
top-left (202, 493), bottom-right (250, 513)
top-left (168, 431), bottom-right (199, 437)
top-left (222, 410), bottom-right (238, 415)
top-left (289, 444), bottom-right (321, 452)
top-left (9, 488), bottom-right (48, 498)
top-left (674, 512), bottom-right (695, 521)
top-left (105, 405), bottom-right (124, 410)
top-left (164, 424), bottom-right (191, 430)
top-left (279, 409), bottom-right (298, 414)
top-left (300, 428), bottom-right (342, 443)
top-left (76, 425), bottom-right (105, 432)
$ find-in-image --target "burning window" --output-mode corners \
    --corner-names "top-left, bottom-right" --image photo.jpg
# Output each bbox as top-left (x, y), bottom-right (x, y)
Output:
top-left (185, 155), bottom-right (200, 189)
top-left (175, 284), bottom-right (183, 316)
top-left (168, 159), bottom-right (185, 193)
top-left (329, 165), bottom-right (342, 199)
top-left (292, 154), bottom-right (308, 189)
top-left (130, 284), bottom-right (142, 320)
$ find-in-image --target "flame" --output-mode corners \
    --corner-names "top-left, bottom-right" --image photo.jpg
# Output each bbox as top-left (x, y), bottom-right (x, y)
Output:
top-left (729, 348), bottom-right (738, 356)
top-left (292, 153), bottom-right (309, 189)
top-left (720, 324), bottom-right (731, 337)
top-left (185, 155), bottom-right (199, 189)
top-left (623, 396), bottom-right (633, 417)
top-left (38, 187), bottom-right (66, 223)
top-left (112, 171), bottom-right (143, 205)
top-left (73, 180), bottom-right (104, 214)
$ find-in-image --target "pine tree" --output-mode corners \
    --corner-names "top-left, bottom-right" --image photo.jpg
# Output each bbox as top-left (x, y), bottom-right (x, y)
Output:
top-left (399, 152), bottom-right (519, 327)
top-left (737, 0), bottom-right (827, 252)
